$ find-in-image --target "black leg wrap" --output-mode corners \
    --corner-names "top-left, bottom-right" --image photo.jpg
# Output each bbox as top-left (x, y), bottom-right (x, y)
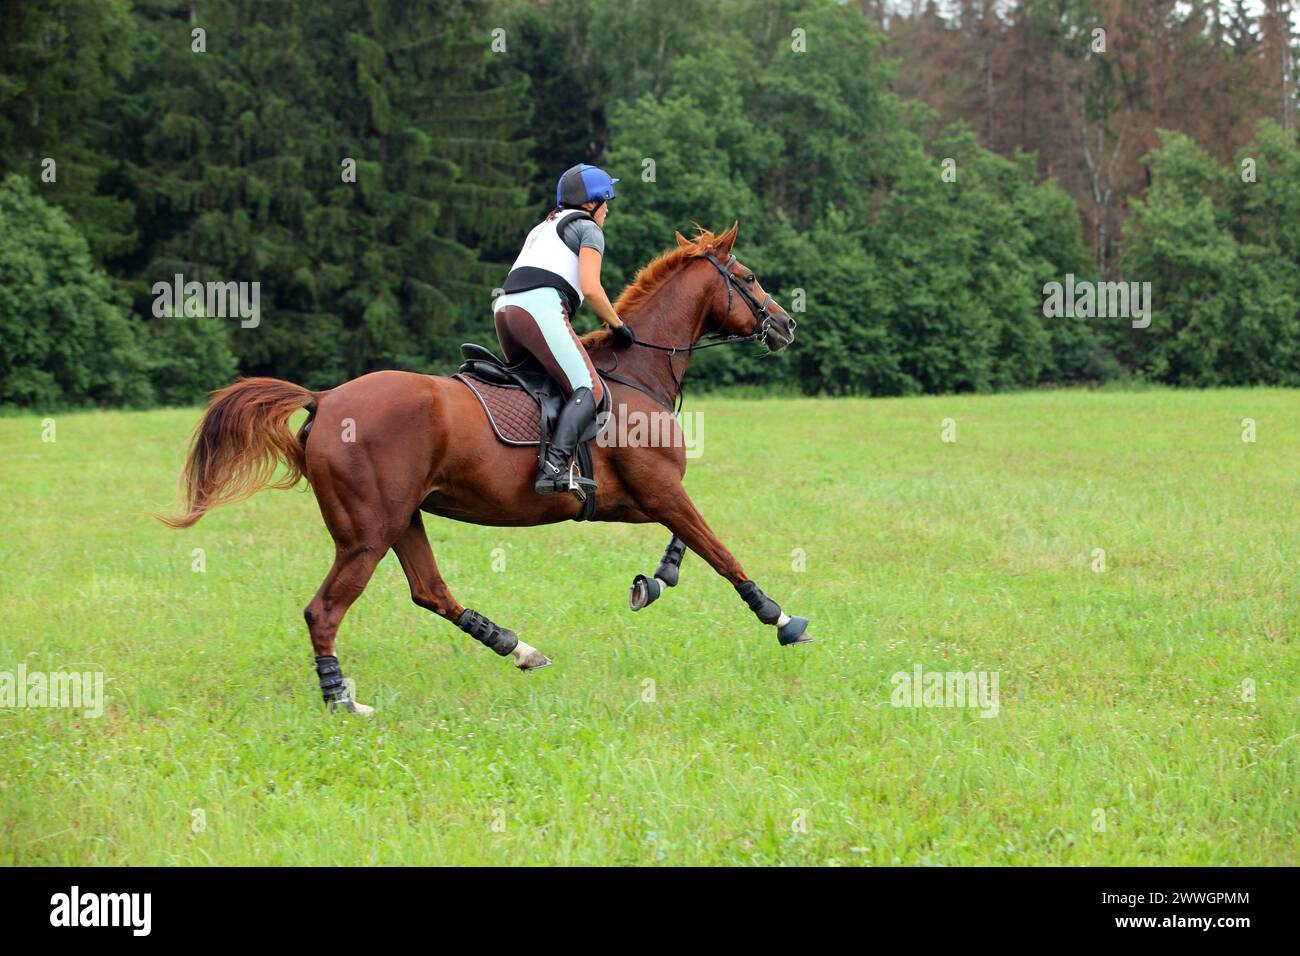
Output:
top-left (736, 580), bottom-right (781, 625)
top-left (654, 536), bottom-right (687, 588)
top-left (315, 655), bottom-right (349, 704)
top-left (456, 608), bottom-right (519, 656)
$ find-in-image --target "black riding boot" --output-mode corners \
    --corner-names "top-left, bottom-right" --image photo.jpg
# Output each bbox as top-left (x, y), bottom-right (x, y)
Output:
top-left (535, 386), bottom-right (598, 500)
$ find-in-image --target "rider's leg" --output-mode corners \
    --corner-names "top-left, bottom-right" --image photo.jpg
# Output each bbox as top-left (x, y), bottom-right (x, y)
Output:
top-left (492, 289), bottom-right (603, 498)
top-left (535, 385), bottom-right (596, 497)
top-left (493, 289), bottom-right (604, 404)
top-left (493, 295), bottom-right (531, 367)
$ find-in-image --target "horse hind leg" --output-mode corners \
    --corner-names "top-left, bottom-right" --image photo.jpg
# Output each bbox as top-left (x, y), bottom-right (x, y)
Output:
top-left (305, 543), bottom-right (385, 715)
top-left (303, 459), bottom-right (407, 714)
top-left (629, 535), bottom-right (687, 611)
top-left (392, 513), bottom-right (550, 671)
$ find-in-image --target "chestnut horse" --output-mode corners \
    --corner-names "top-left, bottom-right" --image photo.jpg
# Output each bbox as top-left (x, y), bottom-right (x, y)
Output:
top-left (162, 224), bottom-right (811, 713)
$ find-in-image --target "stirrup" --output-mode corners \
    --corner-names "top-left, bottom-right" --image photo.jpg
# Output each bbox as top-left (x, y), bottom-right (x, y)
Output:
top-left (534, 461), bottom-right (596, 501)
top-left (564, 460), bottom-right (593, 502)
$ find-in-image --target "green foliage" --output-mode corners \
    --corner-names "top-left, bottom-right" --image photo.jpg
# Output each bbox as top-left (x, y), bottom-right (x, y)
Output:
top-left (1012, 160), bottom-right (1115, 383)
top-left (602, 5), bottom-right (1096, 395)
top-left (106, 0), bottom-right (534, 385)
top-left (0, 0), bottom-right (138, 261)
top-left (145, 313), bottom-right (238, 407)
top-left (1121, 125), bottom-right (1300, 386)
top-left (0, 0), bottom-right (1295, 406)
top-left (0, 175), bottom-right (152, 408)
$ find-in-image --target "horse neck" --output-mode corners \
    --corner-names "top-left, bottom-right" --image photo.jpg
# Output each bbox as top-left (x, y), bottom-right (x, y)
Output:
top-left (590, 265), bottom-right (712, 406)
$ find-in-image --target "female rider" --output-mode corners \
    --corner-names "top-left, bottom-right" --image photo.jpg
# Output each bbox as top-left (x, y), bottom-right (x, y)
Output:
top-left (494, 163), bottom-right (635, 498)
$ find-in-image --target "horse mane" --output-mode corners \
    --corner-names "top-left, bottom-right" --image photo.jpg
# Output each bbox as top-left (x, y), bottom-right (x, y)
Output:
top-left (579, 224), bottom-right (734, 350)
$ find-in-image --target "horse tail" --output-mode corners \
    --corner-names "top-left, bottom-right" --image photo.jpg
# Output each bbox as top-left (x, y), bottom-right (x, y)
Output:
top-left (158, 377), bottom-right (321, 529)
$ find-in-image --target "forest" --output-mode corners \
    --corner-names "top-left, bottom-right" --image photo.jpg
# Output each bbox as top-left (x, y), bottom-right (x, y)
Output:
top-left (1, 0), bottom-right (1297, 407)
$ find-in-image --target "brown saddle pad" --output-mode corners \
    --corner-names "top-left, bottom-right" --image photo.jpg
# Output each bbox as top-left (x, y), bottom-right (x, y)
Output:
top-left (454, 374), bottom-right (543, 445)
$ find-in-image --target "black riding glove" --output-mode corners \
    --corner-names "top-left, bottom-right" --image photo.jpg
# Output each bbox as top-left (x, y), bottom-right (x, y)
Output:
top-left (612, 323), bottom-right (636, 349)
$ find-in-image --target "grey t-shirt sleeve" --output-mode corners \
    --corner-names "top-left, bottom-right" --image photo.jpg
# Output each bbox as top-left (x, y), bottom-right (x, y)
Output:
top-left (561, 218), bottom-right (605, 256)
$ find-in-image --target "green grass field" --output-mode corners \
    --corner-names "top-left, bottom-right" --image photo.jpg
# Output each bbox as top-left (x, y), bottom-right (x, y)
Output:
top-left (0, 388), bottom-right (1296, 865)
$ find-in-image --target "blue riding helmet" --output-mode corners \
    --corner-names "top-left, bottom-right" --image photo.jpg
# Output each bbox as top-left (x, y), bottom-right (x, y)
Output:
top-left (556, 164), bottom-right (619, 207)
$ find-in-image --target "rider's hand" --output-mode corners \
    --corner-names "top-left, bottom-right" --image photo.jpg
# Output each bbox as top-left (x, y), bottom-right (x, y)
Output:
top-left (611, 322), bottom-right (636, 349)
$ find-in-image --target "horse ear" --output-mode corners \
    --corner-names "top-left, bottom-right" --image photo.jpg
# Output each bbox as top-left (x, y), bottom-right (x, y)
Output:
top-left (715, 221), bottom-right (739, 256)
top-left (674, 230), bottom-right (692, 249)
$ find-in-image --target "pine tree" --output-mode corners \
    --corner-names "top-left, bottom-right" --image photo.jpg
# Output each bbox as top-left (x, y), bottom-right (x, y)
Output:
top-left (114, 0), bottom-right (534, 387)
top-left (0, 0), bottom-right (139, 261)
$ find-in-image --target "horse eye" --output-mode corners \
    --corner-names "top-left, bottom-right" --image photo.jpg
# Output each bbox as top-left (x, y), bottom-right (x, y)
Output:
top-left (745, 274), bottom-right (756, 283)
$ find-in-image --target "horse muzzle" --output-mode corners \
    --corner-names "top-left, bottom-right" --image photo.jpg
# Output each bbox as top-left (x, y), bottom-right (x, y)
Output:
top-left (761, 314), bottom-right (796, 352)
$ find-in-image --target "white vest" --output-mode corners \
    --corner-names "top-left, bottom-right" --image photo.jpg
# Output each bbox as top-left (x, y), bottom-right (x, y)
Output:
top-left (507, 209), bottom-right (587, 305)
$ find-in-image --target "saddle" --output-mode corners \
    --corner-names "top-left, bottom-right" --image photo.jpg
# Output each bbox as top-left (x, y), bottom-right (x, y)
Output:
top-left (453, 343), bottom-right (612, 521)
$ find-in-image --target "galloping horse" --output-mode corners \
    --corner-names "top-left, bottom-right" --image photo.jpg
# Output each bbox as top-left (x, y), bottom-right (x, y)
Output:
top-left (162, 223), bottom-right (811, 713)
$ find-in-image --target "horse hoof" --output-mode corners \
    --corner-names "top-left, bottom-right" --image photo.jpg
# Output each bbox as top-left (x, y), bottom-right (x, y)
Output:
top-left (511, 640), bottom-right (551, 671)
top-left (515, 650), bottom-right (551, 671)
top-left (331, 699), bottom-right (375, 716)
top-left (777, 616), bottom-right (812, 646)
top-left (629, 573), bottom-right (662, 611)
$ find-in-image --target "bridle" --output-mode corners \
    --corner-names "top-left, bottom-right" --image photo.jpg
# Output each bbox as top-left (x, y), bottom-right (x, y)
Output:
top-left (641, 252), bottom-right (778, 352)
top-left (597, 252), bottom-right (786, 413)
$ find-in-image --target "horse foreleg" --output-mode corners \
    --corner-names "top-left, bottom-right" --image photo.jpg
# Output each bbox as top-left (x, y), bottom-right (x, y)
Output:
top-left (641, 486), bottom-right (811, 645)
top-left (629, 535), bottom-right (687, 611)
top-left (391, 512), bottom-right (550, 671)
